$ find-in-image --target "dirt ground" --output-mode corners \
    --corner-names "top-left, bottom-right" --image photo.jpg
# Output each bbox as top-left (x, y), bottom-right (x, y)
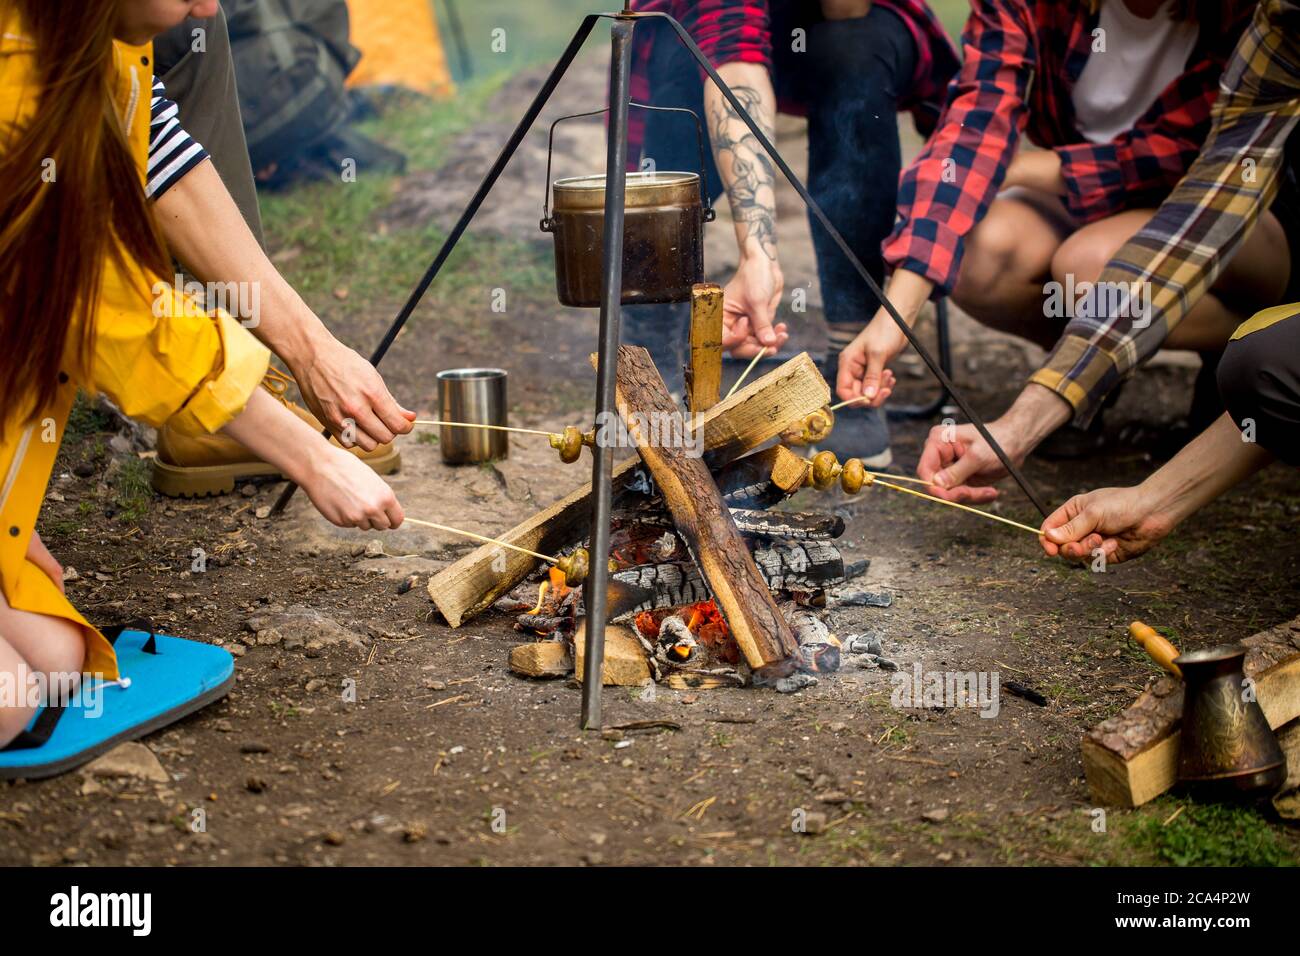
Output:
top-left (4, 56), bottom-right (1299, 867)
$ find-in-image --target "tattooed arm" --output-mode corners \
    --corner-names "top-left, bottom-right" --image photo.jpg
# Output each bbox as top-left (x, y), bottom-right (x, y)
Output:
top-left (705, 62), bottom-right (788, 357)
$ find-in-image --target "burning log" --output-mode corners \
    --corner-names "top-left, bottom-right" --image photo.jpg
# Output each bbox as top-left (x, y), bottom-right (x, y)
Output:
top-left (751, 541), bottom-right (845, 591)
top-left (429, 351), bottom-right (829, 627)
top-left (728, 509), bottom-right (844, 541)
top-left (715, 446), bottom-right (811, 509)
top-left (612, 541), bottom-right (845, 617)
top-left (610, 345), bottom-right (799, 670)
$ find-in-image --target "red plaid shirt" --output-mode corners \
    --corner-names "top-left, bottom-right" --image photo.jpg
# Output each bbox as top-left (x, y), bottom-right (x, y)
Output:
top-left (627, 0), bottom-right (959, 158)
top-left (885, 0), bottom-right (1255, 296)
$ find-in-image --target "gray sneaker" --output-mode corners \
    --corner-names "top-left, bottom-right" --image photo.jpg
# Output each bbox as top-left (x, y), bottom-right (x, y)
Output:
top-left (813, 352), bottom-right (893, 467)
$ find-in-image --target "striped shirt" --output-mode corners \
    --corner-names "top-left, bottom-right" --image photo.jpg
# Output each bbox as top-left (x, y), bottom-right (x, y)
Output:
top-left (145, 76), bottom-right (208, 199)
top-left (1031, 0), bottom-right (1300, 426)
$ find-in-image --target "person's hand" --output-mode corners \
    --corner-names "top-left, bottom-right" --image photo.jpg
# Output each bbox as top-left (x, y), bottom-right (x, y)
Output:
top-left (301, 444), bottom-right (405, 530)
top-left (836, 316), bottom-right (904, 407)
top-left (290, 338), bottom-right (416, 451)
top-left (26, 531), bottom-right (64, 594)
top-left (722, 255), bottom-right (788, 358)
top-left (917, 421), bottom-right (1028, 503)
top-left (1039, 487), bottom-right (1175, 564)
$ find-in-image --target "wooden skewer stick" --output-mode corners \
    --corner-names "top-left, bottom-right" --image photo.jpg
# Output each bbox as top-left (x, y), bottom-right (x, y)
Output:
top-left (868, 478), bottom-right (1045, 537)
top-left (413, 420), bottom-right (554, 438)
top-left (863, 470), bottom-right (933, 488)
top-left (403, 518), bottom-right (557, 561)
top-left (829, 395), bottom-right (872, 412)
top-left (402, 518), bottom-right (593, 584)
top-left (724, 347), bottom-right (771, 399)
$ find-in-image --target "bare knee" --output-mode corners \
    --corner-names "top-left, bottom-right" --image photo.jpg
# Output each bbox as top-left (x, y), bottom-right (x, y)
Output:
top-left (953, 216), bottom-right (1027, 312)
top-left (1051, 233), bottom-right (1113, 287)
top-left (22, 625), bottom-right (85, 692)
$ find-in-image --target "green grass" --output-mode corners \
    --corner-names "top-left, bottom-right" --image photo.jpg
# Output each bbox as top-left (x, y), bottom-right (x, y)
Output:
top-left (110, 457), bottom-right (154, 523)
top-left (259, 74), bottom-right (553, 312)
top-left (64, 393), bottom-right (113, 444)
top-left (1121, 800), bottom-right (1298, 867)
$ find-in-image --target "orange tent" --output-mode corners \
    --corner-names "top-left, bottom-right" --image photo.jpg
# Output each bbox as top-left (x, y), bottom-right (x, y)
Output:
top-left (346, 0), bottom-right (456, 98)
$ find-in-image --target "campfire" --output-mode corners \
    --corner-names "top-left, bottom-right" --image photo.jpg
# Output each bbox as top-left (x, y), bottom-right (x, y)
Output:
top-left (473, 333), bottom-right (888, 694)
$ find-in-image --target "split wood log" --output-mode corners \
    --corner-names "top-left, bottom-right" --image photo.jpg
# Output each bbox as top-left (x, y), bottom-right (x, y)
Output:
top-left (716, 445), bottom-right (811, 509)
top-left (428, 351), bottom-right (828, 626)
top-left (508, 641), bottom-right (572, 678)
top-left (574, 622), bottom-right (652, 686)
top-left (611, 344), bottom-right (798, 670)
top-left (1272, 719), bottom-right (1300, 820)
top-left (1082, 616), bottom-right (1300, 807)
top-left (686, 283), bottom-right (724, 415)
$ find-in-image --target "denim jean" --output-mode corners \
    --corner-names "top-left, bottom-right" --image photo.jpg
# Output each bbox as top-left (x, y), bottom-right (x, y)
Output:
top-left (624, 5), bottom-right (918, 395)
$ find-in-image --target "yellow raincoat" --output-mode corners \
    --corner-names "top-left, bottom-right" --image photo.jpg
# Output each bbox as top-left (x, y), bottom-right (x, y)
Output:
top-left (0, 18), bottom-right (270, 680)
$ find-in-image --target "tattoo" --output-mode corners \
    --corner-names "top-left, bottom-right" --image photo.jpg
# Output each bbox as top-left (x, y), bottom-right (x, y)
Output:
top-left (708, 84), bottom-right (777, 260)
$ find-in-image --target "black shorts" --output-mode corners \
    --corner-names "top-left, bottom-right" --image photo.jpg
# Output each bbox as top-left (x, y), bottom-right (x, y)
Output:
top-left (1218, 304), bottom-right (1300, 465)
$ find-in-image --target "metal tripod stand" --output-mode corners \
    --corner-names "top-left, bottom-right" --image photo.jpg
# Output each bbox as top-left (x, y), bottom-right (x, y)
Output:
top-left (272, 6), bottom-right (1050, 730)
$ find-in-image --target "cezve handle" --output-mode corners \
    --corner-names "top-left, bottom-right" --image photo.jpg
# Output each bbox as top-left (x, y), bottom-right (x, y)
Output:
top-left (1129, 621), bottom-right (1182, 679)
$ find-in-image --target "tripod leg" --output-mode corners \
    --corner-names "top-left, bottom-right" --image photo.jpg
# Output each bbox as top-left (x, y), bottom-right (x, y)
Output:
top-left (581, 17), bottom-right (636, 730)
top-left (271, 16), bottom-right (600, 517)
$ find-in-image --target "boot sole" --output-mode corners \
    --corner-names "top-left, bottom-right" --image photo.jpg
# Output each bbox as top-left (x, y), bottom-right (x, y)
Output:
top-left (151, 446), bottom-right (402, 498)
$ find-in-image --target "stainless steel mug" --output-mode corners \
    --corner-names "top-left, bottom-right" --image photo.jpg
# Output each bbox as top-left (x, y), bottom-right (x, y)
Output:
top-left (436, 368), bottom-right (508, 464)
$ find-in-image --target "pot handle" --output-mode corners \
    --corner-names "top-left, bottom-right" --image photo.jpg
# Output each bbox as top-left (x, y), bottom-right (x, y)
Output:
top-left (540, 102), bottom-right (717, 232)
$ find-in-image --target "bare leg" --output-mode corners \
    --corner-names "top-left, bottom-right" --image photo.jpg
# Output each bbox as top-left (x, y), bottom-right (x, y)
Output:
top-left (0, 590), bottom-right (84, 748)
top-left (951, 195), bottom-right (1071, 349)
top-left (0, 635), bottom-right (37, 747)
top-left (1051, 208), bottom-right (1292, 351)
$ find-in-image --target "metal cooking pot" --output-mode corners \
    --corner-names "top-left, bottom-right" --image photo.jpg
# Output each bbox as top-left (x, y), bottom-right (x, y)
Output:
top-left (539, 104), bottom-right (714, 308)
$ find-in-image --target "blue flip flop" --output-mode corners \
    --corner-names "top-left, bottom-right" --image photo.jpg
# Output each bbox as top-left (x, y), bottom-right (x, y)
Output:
top-left (0, 626), bottom-right (234, 780)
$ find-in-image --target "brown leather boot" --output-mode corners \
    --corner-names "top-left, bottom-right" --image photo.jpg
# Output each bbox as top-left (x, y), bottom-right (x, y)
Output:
top-left (151, 367), bottom-right (401, 497)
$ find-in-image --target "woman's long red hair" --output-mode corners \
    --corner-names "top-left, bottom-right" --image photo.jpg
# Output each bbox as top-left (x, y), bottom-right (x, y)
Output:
top-left (0, 0), bottom-right (170, 431)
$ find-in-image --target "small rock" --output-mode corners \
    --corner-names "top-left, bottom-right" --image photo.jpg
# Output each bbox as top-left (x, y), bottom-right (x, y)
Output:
top-left (363, 539), bottom-right (386, 559)
top-left (240, 742), bottom-right (271, 754)
top-left (239, 483), bottom-right (257, 498)
top-left (305, 678), bottom-right (328, 693)
top-left (228, 644), bottom-right (247, 657)
top-left (255, 506), bottom-right (272, 520)
top-left (322, 831), bottom-right (346, 846)
top-left (800, 812), bottom-right (828, 835)
top-left (403, 823), bottom-right (427, 844)
top-left (82, 742), bottom-right (168, 784)
top-left (396, 573), bottom-right (419, 595)
top-left (775, 673), bottom-right (818, 694)
top-left (817, 791), bottom-right (850, 804)
top-left (246, 776), bottom-right (269, 793)
top-left (921, 808), bottom-right (949, 824)
top-left (62, 566), bottom-right (79, 582)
